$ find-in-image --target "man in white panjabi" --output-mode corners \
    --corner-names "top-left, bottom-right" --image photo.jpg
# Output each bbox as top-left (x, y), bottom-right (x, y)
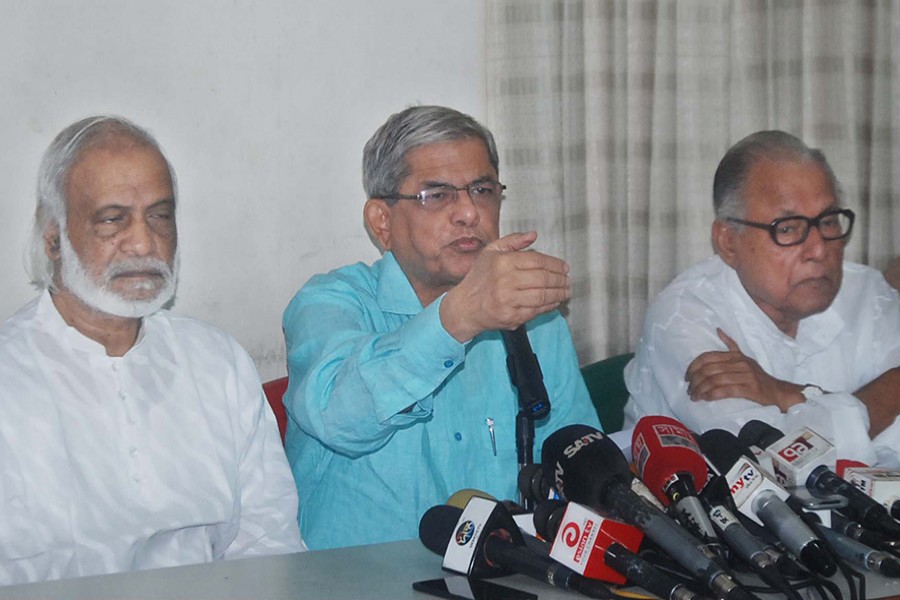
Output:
top-left (0, 116), bottom-right (304, 586)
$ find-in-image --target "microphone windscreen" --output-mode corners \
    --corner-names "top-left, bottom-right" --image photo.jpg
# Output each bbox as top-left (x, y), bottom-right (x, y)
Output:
top-left (541, 424), bottom-right (632, 505)
top-left (697, 429), bottom-right (754, 474)
top-left (631, 416), bottom-right (708, 502)
top-left (532, 499), bottom-right (567, 540)
top-left (419, 504), bottom-right (463, 556)
top-left (738, 420), bottom-right (783, 450)
top-left (447, 489), bottom-right (496, 509)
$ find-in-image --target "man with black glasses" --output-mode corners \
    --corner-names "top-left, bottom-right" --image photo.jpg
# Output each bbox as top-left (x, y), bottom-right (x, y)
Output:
top-left (624, 130), bottom-right (900, 466)
top-left (281, 105), bottom-right (600, 549)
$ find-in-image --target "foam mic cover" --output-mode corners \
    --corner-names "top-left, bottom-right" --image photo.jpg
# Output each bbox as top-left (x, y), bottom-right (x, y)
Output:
top-left (541, 424), bottom-right (632, 505)
top-left (632, 416), bottom-right (710, 505)
top-left (737, 421), bottom-right (783, 452)
top-left (419, 504), bottom-right (465, 556)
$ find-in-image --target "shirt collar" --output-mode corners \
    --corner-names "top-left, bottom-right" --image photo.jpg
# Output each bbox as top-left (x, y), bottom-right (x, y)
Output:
top-left (375, 252), bottom-right (427, 315)
top-left (37, 289), bottom-right (150, 357)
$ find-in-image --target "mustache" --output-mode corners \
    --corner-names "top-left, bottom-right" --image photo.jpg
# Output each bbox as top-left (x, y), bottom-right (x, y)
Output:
top-left (104, 258), bottom-right (173, 281)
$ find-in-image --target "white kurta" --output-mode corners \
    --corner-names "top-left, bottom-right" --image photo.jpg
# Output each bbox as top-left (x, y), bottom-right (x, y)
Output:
top-left (624, 257), bottom-right (900, 467)
top-left (0, 291), bottom-right (304, 586)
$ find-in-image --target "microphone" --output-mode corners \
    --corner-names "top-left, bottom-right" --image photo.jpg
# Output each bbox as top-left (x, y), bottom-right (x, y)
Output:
top-left (739, 421), bottom-right (900, 538)
top-left (829, 512), bottom-right (898, 552)
top-left (807, 465), bottom-right (900, 538)
top-left (738, 421), bottom-right (835, 488)
top-left (815, 525), bottom-right (900, 578)
top-left (842, 466), bottom-right (900, 522)
top-left (542, 424), bottom-right (760, 600)
top-left (697, 429), bottom-right (837, 577)
top-left (419, 496), bottom-right (613, 598)
top-left (632, 417), bottom-right (724, 552)
top-left (501, 326), bottom-right (550, 420)
top-left (534, 501), bottom-right (711, 600)
top-left (700, 475), bottom-right (803, 579)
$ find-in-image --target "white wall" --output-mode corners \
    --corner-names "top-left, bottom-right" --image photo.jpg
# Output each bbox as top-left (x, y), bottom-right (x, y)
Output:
top-left (0, 1), bottom-right (486, 380)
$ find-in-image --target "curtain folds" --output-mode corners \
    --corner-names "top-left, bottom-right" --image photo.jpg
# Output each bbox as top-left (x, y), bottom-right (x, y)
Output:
top-left (487, 0), bottom-right (900, 365)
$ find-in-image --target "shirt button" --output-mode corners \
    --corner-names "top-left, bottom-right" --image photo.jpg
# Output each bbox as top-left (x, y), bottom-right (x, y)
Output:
top-left (454, 432), bottom-right (462, 441)
top-left (129, 446), bottom-right (138, 457)
top-left (443, 360), bottom-right (454, 369)
top-left (111, 362), bottom-right (119, 371)
top-left (132, 475), bottom-right (141, 483)
top-left (119, 391), bottom-right (127, 400)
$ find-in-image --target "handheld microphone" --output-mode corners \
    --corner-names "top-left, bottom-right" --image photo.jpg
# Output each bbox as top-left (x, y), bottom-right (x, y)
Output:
top-left (697, 429), bottom-right (837, 577)
top-left (842, 466), bottom-right (900, 522)
top-left (632, 417), bottom-right (723, 552)
top-left (739, 421), bottom-right (900, 538)
top-left (534, 501), bottom-right (711, 600)
top-left (738, 421), bottom-right (835, 488)
top-left (542, 424), bottom-right (760, 600)
top-left (700, 475), bottom-right (804, 578)
top-left (501, 326), bottom-right (550, 420)
top-left (829, 512), bottom-right (898, 552)
top-left (419, 497), bottom-right (613, 598)
top-left (807, 465), bottom-right (900, 538)
top-left (815, 525), bottom-right (900, 578)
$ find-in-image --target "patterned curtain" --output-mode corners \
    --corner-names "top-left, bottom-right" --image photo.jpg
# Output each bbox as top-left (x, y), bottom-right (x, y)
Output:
top-left (486, 0), bottom-right (900, 366)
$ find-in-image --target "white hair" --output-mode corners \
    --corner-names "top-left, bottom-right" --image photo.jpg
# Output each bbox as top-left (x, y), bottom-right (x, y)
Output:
top-left (28, 115), bottom-right (177, 289)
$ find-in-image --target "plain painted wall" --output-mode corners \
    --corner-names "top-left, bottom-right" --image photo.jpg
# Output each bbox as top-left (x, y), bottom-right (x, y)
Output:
top-left (0, 1), bottom-right (486, 380)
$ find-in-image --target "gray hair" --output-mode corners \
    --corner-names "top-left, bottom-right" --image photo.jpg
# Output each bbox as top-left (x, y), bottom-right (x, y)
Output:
top-left (28, 115), bottom-right (177, 289)
top-left (362, 105), bottom-right (499, 201)
top-left (712, 130), bottom-right (843, 222)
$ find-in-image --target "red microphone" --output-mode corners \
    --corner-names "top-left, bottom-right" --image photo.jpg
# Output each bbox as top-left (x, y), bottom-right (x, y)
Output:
top-left (632, 416), bottom-right (720, 549)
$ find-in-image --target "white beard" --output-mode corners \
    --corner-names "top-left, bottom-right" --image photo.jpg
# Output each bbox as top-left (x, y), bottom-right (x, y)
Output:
top-left (58, 230), bottom-right (178, 319)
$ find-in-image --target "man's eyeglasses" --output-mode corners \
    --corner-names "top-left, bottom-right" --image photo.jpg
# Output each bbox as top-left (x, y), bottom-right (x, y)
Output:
top-left (383, 180), bottom-right (506, 211)
top-left (725, 208), bottom-right (855, 247)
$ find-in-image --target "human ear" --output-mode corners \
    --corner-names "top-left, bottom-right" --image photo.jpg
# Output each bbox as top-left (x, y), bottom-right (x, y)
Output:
top-left (712, 220), bottom-right (738, 267)
top-left (364, 199), bottom-right (393, 251)
top-left (44, 223), bottom-right (61, 261)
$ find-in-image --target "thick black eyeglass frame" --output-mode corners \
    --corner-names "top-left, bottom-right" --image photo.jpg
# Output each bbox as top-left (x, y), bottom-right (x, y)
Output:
top-left (725, 208), bottom-right (855, 247)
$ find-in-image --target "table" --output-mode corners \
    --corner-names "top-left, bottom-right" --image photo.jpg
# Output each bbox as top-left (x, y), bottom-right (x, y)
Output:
top-left (1, 539), bottom-right (899, 600)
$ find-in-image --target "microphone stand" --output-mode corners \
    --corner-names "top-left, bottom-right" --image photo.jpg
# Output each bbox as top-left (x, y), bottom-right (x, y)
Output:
top-left (501, 325), bottom-right (551, 510)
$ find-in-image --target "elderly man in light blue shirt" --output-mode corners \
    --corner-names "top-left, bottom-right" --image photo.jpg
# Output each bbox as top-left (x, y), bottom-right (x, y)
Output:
top-left (282, 105), bottom-right (600, 549)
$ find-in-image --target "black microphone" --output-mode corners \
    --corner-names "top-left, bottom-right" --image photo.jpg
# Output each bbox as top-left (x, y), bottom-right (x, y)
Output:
top-left (419, 497), bottom-right (614, 598)
top-left (815, 525), bottom-right (900, 578)
top-left (807, 466), bottom-right (900, 539)
top-left (501, 326), bottom-right (550, 420)
top-left (697, 429), bottom-right (837, 577)
top-left (542, 424), bottom-right (760, 600)
top-left (534, 500), bottom-right (711, 600)
top-left (830, 512), bottom-right (898, 552)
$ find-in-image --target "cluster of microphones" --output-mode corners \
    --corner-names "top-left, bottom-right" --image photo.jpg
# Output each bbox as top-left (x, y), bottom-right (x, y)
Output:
top-left (418, 417), bottom-right (900, 600)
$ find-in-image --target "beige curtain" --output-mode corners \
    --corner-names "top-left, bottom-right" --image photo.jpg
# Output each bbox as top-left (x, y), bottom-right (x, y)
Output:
top-left (487, 0), bottom-right (900, 366)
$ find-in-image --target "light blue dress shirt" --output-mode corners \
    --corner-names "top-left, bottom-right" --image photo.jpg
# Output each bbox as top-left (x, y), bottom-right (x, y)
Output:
top-left (282, 252), bottom-right (601, 549)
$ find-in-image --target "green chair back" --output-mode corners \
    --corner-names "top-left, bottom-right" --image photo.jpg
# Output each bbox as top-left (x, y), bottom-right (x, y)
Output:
top-left (580, 352), bottom-right (635, 433)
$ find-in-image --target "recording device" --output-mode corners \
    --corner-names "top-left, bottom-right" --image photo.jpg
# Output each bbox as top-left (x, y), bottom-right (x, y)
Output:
top-left (542, 424), bottom-right (760, 600)
top-left (418, 497), bottom-right (613, 598)
top-left (501, 326), bottom-right (550, 420)
top-left (413, 576), bottom-right (537, 600)
top-left (534, 501), bottom-right (710, 600)
top-left (843, 466), bottom-right (900, 521)
top-left (697, 429), bottom-right (837, 577)
top-left (631, 416), bottom-right (723, 551)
